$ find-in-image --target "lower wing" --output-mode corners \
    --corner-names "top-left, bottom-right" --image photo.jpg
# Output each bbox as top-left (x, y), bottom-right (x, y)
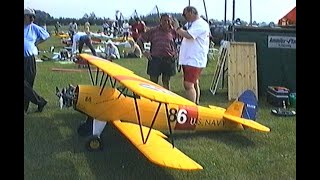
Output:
top-left (111, 120), bottom-right (203, 170)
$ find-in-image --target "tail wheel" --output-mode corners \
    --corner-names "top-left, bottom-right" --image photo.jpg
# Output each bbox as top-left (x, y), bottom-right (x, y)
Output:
top-left (86, 135), bottom-right (103, 151)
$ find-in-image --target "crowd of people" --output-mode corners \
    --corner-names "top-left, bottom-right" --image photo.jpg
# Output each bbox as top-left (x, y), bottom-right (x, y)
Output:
top-left (24, 5), bottom-right (211, 115)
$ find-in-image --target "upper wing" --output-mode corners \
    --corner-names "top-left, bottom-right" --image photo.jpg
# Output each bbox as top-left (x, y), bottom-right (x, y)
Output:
top-left (111, 120), bottom-right (203, 170)
top-left (80, 53), bottom-right (134, 76)
top-left (79, 53), bottom-right (195, 106)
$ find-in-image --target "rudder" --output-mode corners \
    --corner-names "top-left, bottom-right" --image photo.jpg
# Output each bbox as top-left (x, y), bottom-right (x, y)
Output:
top-left (238, 90), bottom-right (258, 121)
top-left (225, 90), bottom-right (258, 120)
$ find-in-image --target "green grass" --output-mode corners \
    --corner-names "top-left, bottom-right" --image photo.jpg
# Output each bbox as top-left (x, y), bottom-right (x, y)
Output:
top-left (24, 33), bottom-right (296, 180)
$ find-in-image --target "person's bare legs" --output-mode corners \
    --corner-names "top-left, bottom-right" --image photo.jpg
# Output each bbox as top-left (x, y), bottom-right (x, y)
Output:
top-left (150, 75), bottom-right (159, 84)
top-left (184, 81), bottom-right (197, 103)
top-left (162, 75), bottom-right (171, 90)
top-left (194, 79), bottom-right (200, 104)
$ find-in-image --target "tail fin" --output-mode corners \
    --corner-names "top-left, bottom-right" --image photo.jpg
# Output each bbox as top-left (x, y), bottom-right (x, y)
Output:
top-left (225, 90), bottom-right (258, 120)
top-left (237, 90), bottom-right (258, 121)
top-left (224, 90), bottom-right (270, 132)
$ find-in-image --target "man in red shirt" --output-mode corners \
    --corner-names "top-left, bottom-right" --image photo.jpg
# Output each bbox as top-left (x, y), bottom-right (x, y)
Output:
top-left (131, 17), bottom-right (146, 41)
top-left (137, 14), bottom-right (178, 90)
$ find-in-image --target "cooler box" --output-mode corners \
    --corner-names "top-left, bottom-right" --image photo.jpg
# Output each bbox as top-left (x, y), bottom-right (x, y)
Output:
top-left (266, 86), bottom-right (290, 107)
top-left (289, 93), bottom-right (296, 108)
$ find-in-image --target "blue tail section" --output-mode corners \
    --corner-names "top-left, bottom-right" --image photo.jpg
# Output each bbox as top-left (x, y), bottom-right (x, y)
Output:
top-left (238, 90), bottom-right (258, 121)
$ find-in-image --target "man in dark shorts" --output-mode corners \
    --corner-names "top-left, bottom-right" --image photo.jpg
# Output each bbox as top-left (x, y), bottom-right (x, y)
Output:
top-left (137, 14), bottom-right (178, 90)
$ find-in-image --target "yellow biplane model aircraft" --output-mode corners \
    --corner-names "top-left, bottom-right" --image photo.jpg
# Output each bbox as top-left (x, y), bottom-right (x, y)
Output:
top-left (62, 53), bottom-right (270, 171)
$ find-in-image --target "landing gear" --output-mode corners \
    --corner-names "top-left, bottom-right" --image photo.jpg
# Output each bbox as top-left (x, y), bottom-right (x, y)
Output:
top-left (78, 117), bottom-right (107, 151)
top-left (77, 116), bottom-right (93, 137)
top-left (86, 135), bottom-right (103, 151)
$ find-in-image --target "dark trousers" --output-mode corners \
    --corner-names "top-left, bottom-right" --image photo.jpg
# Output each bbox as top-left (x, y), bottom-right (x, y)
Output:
top-left (68, 30), bottom-right (75, 44)
top-left (24, 55), bottom-right (45, 111)
top-left (79, 35), bottom-right (97, 56)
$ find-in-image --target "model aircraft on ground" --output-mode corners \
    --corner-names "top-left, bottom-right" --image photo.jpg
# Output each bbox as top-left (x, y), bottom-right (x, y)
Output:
top-left (59, 53), bottom-right (271, 171)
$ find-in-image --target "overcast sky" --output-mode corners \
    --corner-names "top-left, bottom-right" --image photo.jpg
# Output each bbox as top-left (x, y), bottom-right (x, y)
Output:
top-left (24, 0), bottom-right (296, 23)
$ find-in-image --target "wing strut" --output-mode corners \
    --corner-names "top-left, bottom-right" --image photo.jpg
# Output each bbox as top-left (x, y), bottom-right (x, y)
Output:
top-left (99, 73), bottom-right (105, 86)
top-left (133, 94), bottom-right (145, 144)
top-left (87, 63), bottom-right (95, 85)
top-left (165, 103), bottom-right (175, 148)
top-left (144, 102), bottom-right (161, 143)
top-left (117, 86), bottom-right (128, 98)
top-left (133, 93), bottom-right (162, 144)
top-left (99, 74), bottom-right (109, 96)
top-left (95, 68), bottom-right (100, 85)
top-left (109, 76), bottom-right (117, 87)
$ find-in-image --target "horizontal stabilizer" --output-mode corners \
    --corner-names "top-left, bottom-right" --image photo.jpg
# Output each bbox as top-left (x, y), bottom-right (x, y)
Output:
top-left (111, 120), bottom-right (203, 170)
top-left (223, 113), bottom-right (270, 132)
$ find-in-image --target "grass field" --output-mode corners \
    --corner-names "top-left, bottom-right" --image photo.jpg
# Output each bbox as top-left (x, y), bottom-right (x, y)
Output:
top-left (24, 28), bottom-right (296, 180)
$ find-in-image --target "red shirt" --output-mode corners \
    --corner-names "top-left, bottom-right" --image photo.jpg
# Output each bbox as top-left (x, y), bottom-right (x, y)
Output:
top-left (139, 26), bottom-right (177, 58)
top-left (131, 21), bottom-right (146, 40)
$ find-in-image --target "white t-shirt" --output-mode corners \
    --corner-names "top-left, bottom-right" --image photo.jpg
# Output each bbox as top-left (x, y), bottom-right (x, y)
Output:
top-left (122, 22), bottom-right (130, 33)
top-left (178, 18), bottom-right (210, 68)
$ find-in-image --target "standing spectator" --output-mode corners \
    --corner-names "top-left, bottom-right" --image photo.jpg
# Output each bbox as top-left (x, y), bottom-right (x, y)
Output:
top-left (122, 20), bottom-right (131, 41)
top-left (111, 21), bottom-right (118, 37)
top-left (24, 7), bottom-right (50, 114)
top-left (54, 21), bottom-right (61, 35)
top-left (68, 20), bottom-right (78, 43)
top-left (84, 21), bottom-right (90, 34)
top-left (137, 14), bottom-right (178, 90)
top-left (171, 6), bottom-right (210, 104)
top-left (102, 21), bottom-right (110, 35)
top-left (131, 17), bottom-right (146, 41)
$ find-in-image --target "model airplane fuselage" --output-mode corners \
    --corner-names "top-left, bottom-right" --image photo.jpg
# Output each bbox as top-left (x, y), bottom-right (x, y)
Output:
top-left (75, 85), bottom-right (243, 132)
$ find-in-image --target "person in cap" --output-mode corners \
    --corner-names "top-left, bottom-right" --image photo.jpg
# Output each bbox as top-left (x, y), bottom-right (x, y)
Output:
top-left (24, 7), bottom-right (50, 114)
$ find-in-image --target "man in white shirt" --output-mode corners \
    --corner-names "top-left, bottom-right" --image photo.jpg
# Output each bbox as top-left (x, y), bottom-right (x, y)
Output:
top-left (68, 21), bottom-right (78, 43)
top-left (122, 20), bottom-right (131, 41)
top-left (172, 6), bottom-right (210, 104)
top-left (71, 31), bottom-right (97, 56)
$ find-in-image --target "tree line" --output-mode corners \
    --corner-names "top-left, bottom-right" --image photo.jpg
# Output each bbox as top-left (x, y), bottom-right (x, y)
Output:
top-left (33, 10), bottom-right (185, 27)
top-left (33, 9), bottom-right (268, 28)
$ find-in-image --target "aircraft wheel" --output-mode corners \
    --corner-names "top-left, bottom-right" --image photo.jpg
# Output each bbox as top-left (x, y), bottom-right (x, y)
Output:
top-left (77, 116), bottom-right (93, 137)
top-left (86, 135), bottom-right (103, 151)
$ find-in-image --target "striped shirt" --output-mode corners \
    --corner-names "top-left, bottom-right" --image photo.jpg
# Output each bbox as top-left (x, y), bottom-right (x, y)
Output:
top-left (139, 26), bottom-right (177, 58)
